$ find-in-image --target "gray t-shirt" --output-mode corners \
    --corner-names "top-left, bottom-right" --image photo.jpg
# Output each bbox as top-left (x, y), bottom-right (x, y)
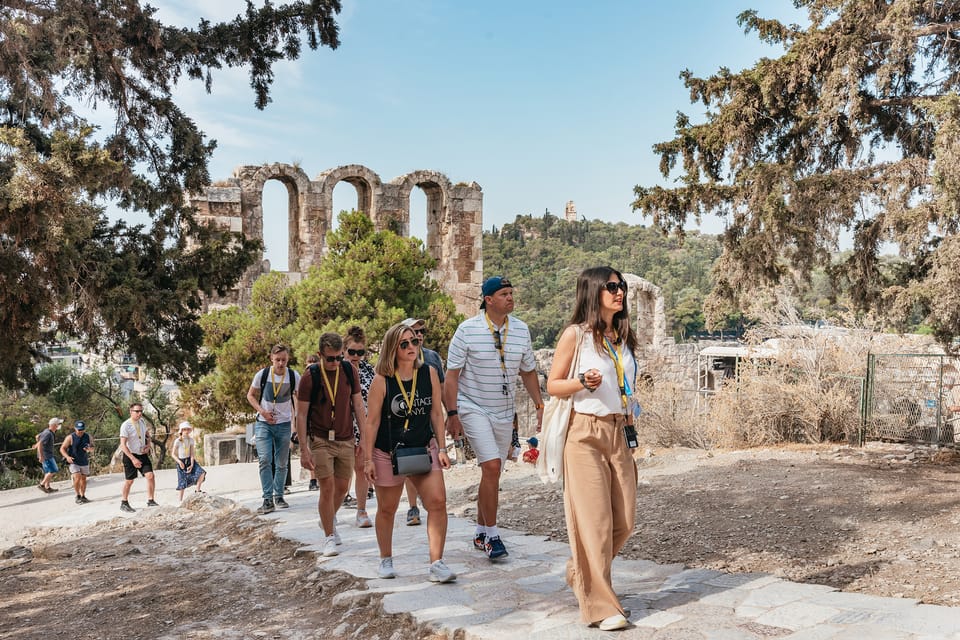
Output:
top-left (37, 429), bottom-right (55, 461)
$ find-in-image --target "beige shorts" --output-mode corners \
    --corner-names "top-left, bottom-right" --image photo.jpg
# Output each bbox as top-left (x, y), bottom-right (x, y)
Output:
top-left (309, 437), bottom-right (354, 480)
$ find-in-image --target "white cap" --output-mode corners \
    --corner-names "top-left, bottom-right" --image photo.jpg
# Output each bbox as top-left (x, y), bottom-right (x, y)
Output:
top-left (48, 417), bottom-right (64, 426)
top-left (178, 421), bottom-right (193, 432)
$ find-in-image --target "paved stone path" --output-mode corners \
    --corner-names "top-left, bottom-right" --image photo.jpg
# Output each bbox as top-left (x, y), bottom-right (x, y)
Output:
top-left (3, 462), bottom-right (959, 638)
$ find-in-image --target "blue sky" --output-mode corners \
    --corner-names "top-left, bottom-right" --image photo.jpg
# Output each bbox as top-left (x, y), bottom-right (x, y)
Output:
top-left (142, 1), bottom-right (802, 267)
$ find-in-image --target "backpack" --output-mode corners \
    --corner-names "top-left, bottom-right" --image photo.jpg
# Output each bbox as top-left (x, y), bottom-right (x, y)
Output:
top-left (258, 366), bottom-right (297, 405)
top-left (305, 361), bottom-right (356, 434)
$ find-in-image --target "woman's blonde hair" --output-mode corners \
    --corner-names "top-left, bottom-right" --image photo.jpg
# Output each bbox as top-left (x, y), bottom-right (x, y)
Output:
top-left (375, 323), bottom-right (421, 378)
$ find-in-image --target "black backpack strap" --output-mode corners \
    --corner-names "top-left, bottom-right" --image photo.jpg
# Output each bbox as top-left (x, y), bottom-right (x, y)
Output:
top-left (257, 367), bottom-right (270, 405)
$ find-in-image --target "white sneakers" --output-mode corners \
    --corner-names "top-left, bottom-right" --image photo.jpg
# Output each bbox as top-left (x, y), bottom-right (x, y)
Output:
top-left (322, 535), bottom-right (339, 557)
top-left (598, 614), bottom-right (628, 631)
top-left (318, 520), bottom-right (342, 545)
top-left (378, 556), bottom-right (396, 579)
top-left (428, 559), bottom-right (457, 583)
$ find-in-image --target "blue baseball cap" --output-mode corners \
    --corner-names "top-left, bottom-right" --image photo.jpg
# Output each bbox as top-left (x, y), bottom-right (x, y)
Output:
top-left (74, 420), bottom-right (86, 430)
top-left (480, 276), bottom-right (512, 309)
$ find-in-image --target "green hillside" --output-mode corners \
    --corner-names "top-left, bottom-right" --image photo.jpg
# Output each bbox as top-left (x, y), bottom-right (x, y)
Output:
top-left (482, 215), bottom-right (734, 348)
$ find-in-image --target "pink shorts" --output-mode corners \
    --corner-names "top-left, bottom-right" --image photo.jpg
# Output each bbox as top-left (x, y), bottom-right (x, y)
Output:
top-left (371, 439), bottom-right (441, 487)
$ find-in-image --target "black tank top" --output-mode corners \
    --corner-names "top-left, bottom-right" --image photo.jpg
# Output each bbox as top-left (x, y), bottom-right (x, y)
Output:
top-left (68, 432), bottom-right (90, 466)
top-left (374, 370), bottom-right (435, 452)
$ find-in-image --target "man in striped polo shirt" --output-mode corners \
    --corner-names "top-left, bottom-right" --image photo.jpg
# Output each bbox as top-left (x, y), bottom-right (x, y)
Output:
top-left (444, 276), bottom-right (544, 560)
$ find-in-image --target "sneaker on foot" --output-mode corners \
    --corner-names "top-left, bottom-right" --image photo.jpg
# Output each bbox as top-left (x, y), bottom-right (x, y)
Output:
top-left (377, 556), bottom-right (396, 579)
top-left (342, 494), bottom-right (356, 508)
top-left (120, 501), bottom-right (136, 513)
top-left (333, 527), bottom-right (342, 545)
top-left (322, 535), bottom-right (339, 557)
top-left (75, 495), bottom-right (83, 504)
top-left (428, 559), bottom-right (457, 583)
top-left (484, 535), bottom-right (509, 560)
top-left (309, 479), bottom-right (319, 491)
top-left (38, 484), bottom-right (50, 493)
top-left (598, 614), bottom-right (628, 631)
top-left (406, 506), bottom-right (421, 526)
top-left (274, 496), bottom-right (289, 509)
top-left (146, 499), bottom-right (159, 507)
top-left (473, 532), bottom-right (487, 551)
top-left (256, 499), bottom-right (275, 515)
top-left (356, 510), bottom-right (373, 528)
top-left (47, 486), bottom-right (59, 492)
top-left (79, 496), bottom-right (91, 504)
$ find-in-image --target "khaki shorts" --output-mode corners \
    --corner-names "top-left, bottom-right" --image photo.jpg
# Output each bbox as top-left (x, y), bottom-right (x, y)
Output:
top-left (309, 437), bottom-right (354, 480)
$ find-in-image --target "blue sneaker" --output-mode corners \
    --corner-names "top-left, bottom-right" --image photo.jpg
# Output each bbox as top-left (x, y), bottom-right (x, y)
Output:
top-left (484, 535), bottom-right (508, 560)
top-left (473, 532), bottom-right (486, 551)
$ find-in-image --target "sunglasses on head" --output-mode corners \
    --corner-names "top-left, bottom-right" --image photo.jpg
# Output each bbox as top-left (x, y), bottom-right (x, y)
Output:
top-left (346, 348), bottom-right (365, 357)
top-left (324, 355), bottom-right (343, 362)
top-left (603, 281), bottom-right (627, 294)
top-left (399, 338), bottom-right (422, 350)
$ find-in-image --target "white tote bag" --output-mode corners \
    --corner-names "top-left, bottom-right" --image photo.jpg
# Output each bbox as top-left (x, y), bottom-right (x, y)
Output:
top-left (537, 325), bottom-right (584, 485)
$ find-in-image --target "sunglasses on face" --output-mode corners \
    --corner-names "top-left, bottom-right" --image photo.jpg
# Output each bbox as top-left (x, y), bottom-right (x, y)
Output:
top-left (346, 348), bottom-right (366, 357)
top-left (413, 328), bottom-right (425, 335)
top-left (324, 355), bottom-right (343, 362)
top-left (603, 281), bottom-right (627, 294)
top-left (399, 338), bottom-right (422, 350)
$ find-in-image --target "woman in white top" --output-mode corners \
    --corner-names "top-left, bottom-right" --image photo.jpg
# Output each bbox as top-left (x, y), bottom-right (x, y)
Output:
top-left (546, 266), bottom-right (639, 632)
top-left (173, 421), bottom-right (206, 500)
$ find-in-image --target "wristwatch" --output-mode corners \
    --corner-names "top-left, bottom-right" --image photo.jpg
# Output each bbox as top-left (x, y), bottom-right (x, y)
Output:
top-left (578, 372), bottom-right (589, 390)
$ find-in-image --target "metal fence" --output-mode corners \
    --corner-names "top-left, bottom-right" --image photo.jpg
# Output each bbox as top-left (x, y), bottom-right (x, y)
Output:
top-left (863, 353), bottom-right (957, 445)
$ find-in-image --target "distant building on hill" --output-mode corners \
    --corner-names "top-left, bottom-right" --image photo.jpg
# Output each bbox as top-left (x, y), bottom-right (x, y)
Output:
top-left (564, 200), bottom-right (577, 222)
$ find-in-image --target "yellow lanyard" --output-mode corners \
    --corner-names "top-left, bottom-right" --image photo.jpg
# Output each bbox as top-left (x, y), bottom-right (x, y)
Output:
top-left (602, 335), bottom-right (629, 413)
top-left (270, 367), bottom-right (283, 399)
top-left (320, 364), bottom-right (340, 423)
top-left (134, 419), bottom-right (145, 447)
top-left (393, 369), bottom-right (418, 432)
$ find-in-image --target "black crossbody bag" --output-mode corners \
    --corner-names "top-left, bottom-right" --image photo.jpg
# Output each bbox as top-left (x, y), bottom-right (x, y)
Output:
top-left (386, 381), bottom-right (432, 476)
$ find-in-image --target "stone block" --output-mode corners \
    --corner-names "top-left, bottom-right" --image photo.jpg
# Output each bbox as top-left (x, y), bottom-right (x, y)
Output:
top-left (203, 433), bottom-right (240, 466)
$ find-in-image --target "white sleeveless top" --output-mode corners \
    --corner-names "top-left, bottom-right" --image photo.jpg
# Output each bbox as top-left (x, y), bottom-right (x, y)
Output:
top-left (572, 332), bottom-right (637, 417)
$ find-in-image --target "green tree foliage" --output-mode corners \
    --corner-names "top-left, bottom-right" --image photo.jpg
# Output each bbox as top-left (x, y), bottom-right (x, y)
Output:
top-left (633, 1), bottom-right (960, 345)
top-left (0, 1), bottom-right (342, 386)
top-left (483, 215), bottom-right (728, 347)
top-left (181, 211), bottom-right (462, 429)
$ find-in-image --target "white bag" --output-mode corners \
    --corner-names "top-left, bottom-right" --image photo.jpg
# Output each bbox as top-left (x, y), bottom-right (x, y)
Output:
top-left (537, 325), bottom-right (584, 485)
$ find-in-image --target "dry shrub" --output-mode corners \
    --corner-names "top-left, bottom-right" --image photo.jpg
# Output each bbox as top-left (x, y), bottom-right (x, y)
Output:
top-left (634, 381), bottom-right (712, 449)
top-left (706, 361), bottom-right (861, 447)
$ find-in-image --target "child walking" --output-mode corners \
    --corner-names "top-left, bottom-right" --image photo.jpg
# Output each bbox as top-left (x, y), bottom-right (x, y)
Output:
top-left (174, 421), bottom-right (206, 500)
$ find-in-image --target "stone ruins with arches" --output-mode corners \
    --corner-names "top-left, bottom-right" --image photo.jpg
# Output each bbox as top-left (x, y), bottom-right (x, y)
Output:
top-left (186, 163), bottom-right (484, 314)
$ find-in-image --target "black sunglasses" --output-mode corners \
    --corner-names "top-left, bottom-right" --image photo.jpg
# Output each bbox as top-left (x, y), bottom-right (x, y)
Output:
top-left (399, 338), bottom-right (422, 350)
top-left (413, 328), bottom-right (425, 335)
top-left (324, 355), bottom-right (343, 362)
top-left (603, 281), bottom-right (627, 294)
top-left (346, 348), bottom-right (366, 357)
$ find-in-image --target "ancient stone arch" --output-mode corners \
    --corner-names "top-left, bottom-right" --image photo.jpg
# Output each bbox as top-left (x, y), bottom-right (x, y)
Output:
top-left (186, 164), bottom-right (482, 313)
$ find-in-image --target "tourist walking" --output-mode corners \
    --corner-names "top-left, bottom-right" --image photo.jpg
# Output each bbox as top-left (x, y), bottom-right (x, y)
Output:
top-left (401, 317), bottom-right (446, 526)
top-left (119, 402), bottom-right (158, 512)
top-left (246, 344), bottom-right (300, 515)
top-left (343, 326), bottom-right (376, 528)
top-left (444, 276), bottom-right (544, 561)
top-left (36, 417), bottom-right (62, 493)
top-left (60, 420), bottom-right (93, 503)
top-left (363, 322), bottom-right (455, 583)
top-left (173, 421), bottom-right (206, 500)
top-left (546, 266), bottom-right (639, 631)
top-left (296, 332), bottom-right (367, 557)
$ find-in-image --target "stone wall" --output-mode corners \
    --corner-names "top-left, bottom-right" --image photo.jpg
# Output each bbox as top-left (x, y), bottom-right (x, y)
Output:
top-left (185, 164), bottom-right (484, 315)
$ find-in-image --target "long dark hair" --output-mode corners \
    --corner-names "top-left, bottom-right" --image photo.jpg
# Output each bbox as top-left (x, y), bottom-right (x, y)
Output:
top-left (569, 266), bottom-right (637, 354)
